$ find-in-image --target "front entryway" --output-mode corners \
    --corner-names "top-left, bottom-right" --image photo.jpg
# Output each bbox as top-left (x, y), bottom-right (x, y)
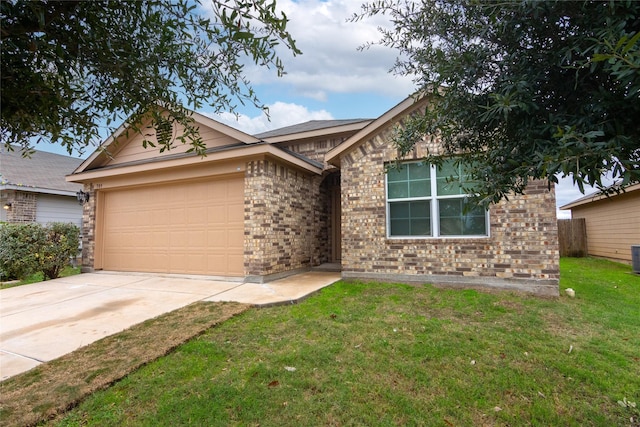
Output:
top-left (328, 173), bottom-right (341, 263)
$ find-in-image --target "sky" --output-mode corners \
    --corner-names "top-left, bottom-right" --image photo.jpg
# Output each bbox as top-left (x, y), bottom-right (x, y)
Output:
top-left (33, 0), bottom-right (600, 218)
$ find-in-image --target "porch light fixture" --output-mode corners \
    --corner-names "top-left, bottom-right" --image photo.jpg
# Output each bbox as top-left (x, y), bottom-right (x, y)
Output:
top-left (2, 202), bottom-right (11, 210)
top-left (76, 190), bottom-right (90, 205)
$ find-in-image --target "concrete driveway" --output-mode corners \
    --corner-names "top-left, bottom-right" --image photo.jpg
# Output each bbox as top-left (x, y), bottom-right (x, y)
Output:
top-left (0, 271), bottom-right (339, 381)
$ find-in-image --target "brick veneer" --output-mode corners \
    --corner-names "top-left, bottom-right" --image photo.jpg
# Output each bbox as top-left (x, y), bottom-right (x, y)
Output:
top-left (280, 136), bottom-right (349, 164)
top-left (80, 184), bottom-right (97, 272)
top-left (3, 191), bottom-right (37, 223)
top-left (340, 126), bottom-right (560, 296)
top-left (243, 159), bottom-right (330, 281)
top-left (79, 162), bottom-right (332, 279)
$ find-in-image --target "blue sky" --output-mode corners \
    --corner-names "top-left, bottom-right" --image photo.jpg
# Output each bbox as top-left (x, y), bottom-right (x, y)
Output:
top-left (34, 0), bottom-right (597, 217)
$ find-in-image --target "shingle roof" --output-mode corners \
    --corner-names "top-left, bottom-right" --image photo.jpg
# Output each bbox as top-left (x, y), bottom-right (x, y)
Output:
top-left (83, 142), bottom-right (324, 172)
top-left (254, 119), bottom-right (372, 139)
top-left (560, 182), bottom-right (640, 210)
top-left (0, 146), bottom-right (83, 194)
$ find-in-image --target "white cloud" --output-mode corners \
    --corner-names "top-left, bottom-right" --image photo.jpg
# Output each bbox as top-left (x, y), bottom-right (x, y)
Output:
top-left (554, 174), bottom-right (616, 219)
top-left (206, 101), bottom-right (334, 135)
top-left (243, 0), bottom-right (415, 99)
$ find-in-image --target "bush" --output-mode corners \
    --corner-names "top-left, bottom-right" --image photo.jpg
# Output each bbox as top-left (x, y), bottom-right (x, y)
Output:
top-left (38, 223), bottom-right (80, 280)
top-left (0, 222), bottom-right (80, 281)
top-left (0, 223), bottom-right (46, 281)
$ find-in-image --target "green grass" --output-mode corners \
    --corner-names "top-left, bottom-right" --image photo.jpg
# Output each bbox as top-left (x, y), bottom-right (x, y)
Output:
top-left (0, 265), bottom-right (80, 289)
top-left (50, 258), bottom-right (640, 426)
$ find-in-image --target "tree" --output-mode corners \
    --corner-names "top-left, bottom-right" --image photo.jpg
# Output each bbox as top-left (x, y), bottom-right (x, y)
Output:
top-left (354, 0), bottom-right (640, 204)
top-left (1, 0), bottom-right (300, 156)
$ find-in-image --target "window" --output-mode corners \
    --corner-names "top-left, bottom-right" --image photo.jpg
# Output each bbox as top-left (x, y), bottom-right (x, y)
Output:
top-left (386, 160), bottom-right (488, 238)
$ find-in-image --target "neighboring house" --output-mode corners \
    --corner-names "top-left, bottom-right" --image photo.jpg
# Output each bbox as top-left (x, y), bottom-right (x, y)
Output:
top-left (560, 183), bottom-right (640, 263)
top-left (67, 96), bottom-right (559, 295)
top-left (0, 146), bottom-right (83, 227)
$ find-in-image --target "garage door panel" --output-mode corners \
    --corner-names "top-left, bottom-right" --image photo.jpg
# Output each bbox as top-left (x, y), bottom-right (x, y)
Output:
top-left (207, 206), bottom-right (228, 223)
top-left (228, 228), bottom-right (244, 248)
top-left (101, 176), bottom-right (244, 276)
top-left (187, 207), bottom-right (207, 224)
top-left (227, 203), bottom-right (244, 219)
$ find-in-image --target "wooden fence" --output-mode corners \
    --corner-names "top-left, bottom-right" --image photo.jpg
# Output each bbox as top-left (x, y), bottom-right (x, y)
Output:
top-left (557, 218), bottom-right (588, 257)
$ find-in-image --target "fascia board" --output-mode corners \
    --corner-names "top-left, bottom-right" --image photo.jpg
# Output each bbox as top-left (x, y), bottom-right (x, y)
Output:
top-left (190, 111), bottom-right (261, 144)
top-left (325, 95), bottom-right (427, 167)
top-left (66, 144), bottom-right (322, 183)
top-left (560, 182), bottom-right (640, 210)
top-left (0, 184), bottom-right (79, 197)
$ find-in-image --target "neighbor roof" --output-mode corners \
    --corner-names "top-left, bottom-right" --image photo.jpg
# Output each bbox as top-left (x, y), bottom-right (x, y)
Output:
top-left (0, 146), bottom-right (83, 195)
top-left (560, 182), bottom-right (640, 210)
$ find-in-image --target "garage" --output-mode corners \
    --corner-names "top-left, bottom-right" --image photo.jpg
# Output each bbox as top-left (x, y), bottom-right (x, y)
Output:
top-left (99, 175), bottom-right (244, 276)
top-left (67, 110), bottom-right (326, 280)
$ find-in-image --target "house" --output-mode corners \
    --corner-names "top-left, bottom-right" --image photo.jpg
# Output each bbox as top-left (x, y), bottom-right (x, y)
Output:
top-left (560, 183), bottom-right (640, 263)
top-left (67, 96), bottom-right (559, 295)
top-left (0, 146), bottom-right (83, 227)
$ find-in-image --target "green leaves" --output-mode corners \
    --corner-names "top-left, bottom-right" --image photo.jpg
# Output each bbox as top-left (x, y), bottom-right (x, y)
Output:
top-left (356, 0), bottom-right (640, 203)
top-left (0, 222), bottom-right (79, 281)
top-left (1, 0), bottom-right (299, 156)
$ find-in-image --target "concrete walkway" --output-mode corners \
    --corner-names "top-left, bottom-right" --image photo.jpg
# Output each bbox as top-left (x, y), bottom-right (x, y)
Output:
top-left (0, 271), bottom-right (340, 381)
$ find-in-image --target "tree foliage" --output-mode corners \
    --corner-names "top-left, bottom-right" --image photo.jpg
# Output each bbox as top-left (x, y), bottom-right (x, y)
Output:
top-left (354, 0), bottom-right (640, 204)
top-left (1, 0), bottom-right (300, 156)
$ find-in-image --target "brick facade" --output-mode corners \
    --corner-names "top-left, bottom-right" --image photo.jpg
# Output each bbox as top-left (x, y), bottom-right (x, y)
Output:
top-left (80, 184), bottom-right (97, 272)
top-left (340, 125), bottom-right (560, 296)
top-left (243, 159), bottom-right (330, 281)
top-left (2, 190), bottom-right (37, 223)
top-left (73, 102), bottom-right (560, 293)
top-left (279, 136), bottom-right (349, 164)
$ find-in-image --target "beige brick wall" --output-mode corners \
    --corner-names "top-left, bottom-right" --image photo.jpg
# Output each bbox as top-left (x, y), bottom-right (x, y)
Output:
top-left (279, 136), bottom-right (349, 164)
top-left (340, 125), bottom-right (560, 295)
top-left (3, 190), bottom-right (37, 223)
top-left (80, 184), bottom-right (96, 272)
top-left (244, 159), bottom-right (330, 279)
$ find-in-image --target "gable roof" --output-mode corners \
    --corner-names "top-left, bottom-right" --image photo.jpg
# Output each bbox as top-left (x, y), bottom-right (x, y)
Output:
top-left (0, 146), bottom-right (83, 196)
top-left (255, 119), bottom-right (372, 141)
top-left (67, 141), bottom-right (323, 182)
top-left (560, 182), bottom-right (640, 210)
top-left (325, 95), bottom-right (429, 166)
top-left (72, 109), bottom-right (262, 175)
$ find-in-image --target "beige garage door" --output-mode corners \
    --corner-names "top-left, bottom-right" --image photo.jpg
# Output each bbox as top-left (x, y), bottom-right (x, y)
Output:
top-left (101, 175), bottom-right (244, 276)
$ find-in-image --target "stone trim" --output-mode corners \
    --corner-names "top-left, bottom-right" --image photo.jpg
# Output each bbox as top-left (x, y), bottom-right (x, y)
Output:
top-left (80, 184), bottom-right (97, 272)
top-left (341, 271), bottom-right (559, 297)
top-left (244, 266), bottom-right (311, 283)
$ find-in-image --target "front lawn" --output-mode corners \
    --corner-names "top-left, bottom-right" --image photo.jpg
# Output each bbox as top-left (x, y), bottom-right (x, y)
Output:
top-left (44, 258), bottom-right (639, 426)
top-left (0, 258), bottom-right (635, 426)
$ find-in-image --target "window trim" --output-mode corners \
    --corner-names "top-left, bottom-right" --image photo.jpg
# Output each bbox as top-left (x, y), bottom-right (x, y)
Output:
top-left (385, 161), bottom-right (490, 239)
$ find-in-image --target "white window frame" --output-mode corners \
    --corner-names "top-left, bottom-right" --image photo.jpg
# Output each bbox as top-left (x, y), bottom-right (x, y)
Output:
top-left (385, 160), bottom-right (490, 239)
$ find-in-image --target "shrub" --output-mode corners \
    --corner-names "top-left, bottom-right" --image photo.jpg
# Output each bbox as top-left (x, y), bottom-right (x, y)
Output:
top-left (0, 222), bottom-right (80, 281)
top-left (37, 222), bottom-right (80, 280)
top-left (0, 223), bottom-right (45, 281)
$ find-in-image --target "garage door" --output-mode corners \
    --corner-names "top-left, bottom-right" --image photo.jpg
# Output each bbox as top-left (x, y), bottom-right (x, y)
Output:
top-left (101, 175), bottom-right (244, 276)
